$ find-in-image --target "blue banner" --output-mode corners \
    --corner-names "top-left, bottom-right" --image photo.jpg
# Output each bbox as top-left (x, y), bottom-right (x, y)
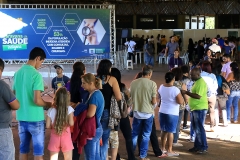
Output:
top-left (0, 9), bottom-right (110, 59)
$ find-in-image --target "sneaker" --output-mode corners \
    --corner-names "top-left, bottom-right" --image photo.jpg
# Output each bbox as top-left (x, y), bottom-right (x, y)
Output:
top-left (228, 120), bottom-right (231, 124)
top-left (234, 121), bottom-right (238, 123)
top-left (167, 152), bottom-right (179, 157)
top-left (173, 143), bottom-right (183, 147)
top-left (188, 147), bottom-right (198, 152)
top-left (196, 149), bottom-right (208, 154)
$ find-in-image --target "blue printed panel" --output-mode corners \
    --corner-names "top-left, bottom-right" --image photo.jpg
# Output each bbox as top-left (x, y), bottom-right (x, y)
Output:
top-left (0, 9), bottom-right (110, 59)
top-left (41, 26), bottom-right (75, 56)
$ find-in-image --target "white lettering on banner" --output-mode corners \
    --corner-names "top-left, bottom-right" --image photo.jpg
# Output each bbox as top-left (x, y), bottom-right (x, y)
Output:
top-left (51, 50), bottom-right (65, 53)
top-left (45, 35), bottom-right (71, 52)
top-left (2, 38), bottom-right (28, 45)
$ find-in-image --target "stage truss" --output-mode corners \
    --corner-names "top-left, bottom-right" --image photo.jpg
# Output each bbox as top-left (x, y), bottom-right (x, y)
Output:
top-left (0, 4), bottom-right (116, 64)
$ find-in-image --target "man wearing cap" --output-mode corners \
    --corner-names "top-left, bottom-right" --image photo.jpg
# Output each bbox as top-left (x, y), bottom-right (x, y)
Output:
top-left (209, 39), bottom-right (221, 56)
top-left (51, 64), bottom-right (70, 92)
top-left (144, 38), bottom-right (154, 67)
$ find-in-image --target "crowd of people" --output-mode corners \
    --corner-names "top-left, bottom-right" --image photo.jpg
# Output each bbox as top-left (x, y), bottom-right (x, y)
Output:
top-left (0, 33), bottom-right (240, 160)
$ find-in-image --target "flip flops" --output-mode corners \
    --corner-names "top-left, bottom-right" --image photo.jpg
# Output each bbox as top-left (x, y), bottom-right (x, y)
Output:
top-left (167, 152), bottom-right (179, 157)
top-left (157, 153), bottom-right (167, 158)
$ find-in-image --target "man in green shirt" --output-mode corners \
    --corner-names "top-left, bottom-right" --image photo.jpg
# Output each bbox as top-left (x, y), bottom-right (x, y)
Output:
top-left (13, 47), bottom-right (52, 160)
top-left (181, 68), bottom-right (208, 154)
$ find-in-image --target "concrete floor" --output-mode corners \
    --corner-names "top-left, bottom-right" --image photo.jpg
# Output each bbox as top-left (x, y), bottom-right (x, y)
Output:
top-left (4, 62), bottom-right (240, 160)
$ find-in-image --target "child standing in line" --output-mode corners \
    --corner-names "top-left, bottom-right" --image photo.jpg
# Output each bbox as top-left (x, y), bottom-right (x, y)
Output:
top-left (46, 87), bottom-right (74, 160)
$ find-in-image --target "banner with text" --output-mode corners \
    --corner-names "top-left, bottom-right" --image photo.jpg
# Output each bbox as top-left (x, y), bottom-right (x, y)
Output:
top-left (0, 9), bottom-right (110, 59)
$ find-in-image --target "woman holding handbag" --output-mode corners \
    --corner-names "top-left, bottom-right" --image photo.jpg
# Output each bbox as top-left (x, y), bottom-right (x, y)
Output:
top-left (226, 62), bottom-right (240, 123)
top-left (213, 64), bottom-right (229, 127)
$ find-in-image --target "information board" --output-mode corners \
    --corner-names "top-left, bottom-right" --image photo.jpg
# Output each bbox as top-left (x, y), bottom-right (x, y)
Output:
top-left (0, 9), bottom-right (110, 59)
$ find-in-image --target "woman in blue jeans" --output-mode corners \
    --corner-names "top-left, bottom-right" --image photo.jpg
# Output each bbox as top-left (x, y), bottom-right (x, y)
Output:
top-left (171, 67), bottom-right (188, 147)
top-left (97, 59), bottom-right (122, 160)
top-left (226, 62), bottom-right (240, 123)
top-left (81, 73), bottom-right (105, 160)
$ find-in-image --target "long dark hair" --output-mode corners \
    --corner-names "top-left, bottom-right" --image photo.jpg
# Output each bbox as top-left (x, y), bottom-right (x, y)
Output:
top-left (97, 59), bottom-right (112, 80)
top-left (70, 62), bottom-right (85, 95)
top-left (165, 72), bottom-right (175, 83)
top-left (111, 68), bottom-right (125, 92)
top-left (201, 61), bottom-right (212, 73)
top-left (189, 38), bottom-right (194, 45)
top-left (230, 62), bottom-right (240, 81)
top-left (171, 67), bottom-right (183, 81)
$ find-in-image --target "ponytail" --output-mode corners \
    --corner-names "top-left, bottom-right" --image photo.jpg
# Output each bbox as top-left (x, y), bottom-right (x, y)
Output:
top-left (95, 77), bottom-right (102, 89)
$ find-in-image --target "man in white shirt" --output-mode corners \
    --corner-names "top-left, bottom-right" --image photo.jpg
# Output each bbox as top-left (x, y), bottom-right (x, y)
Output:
top-left (125, 38), bottom-right (136, 64)
top-left (209, 39), bottom-right (221, 55)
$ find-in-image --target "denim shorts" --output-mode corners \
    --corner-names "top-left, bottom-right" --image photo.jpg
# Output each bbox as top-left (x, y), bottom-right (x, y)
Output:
top-left (159, 112), bottom-right (178, 133)
top-left (0, 128), bottom-right (15, 160)
top-left (18, 121), bottom-right (45, 156)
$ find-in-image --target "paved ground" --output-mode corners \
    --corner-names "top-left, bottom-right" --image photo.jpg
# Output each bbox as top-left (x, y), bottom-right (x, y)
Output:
top-left (4, 62), bottom-right (240, 160)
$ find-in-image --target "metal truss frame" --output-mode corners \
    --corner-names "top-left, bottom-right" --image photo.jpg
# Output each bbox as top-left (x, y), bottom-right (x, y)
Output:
top-left (0, 4), bottom-right (116, 64)
top-left (3, 58), bottom-right (103, 65)
top-left (115, 0), bottom-right (240, 15)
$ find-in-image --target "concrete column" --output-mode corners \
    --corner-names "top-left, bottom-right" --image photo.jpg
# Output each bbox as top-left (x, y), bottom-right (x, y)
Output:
top-left (133, 15), bottom-right (137, 29)
top-left (177, 15), bottom-right (185, 29)
top-left (0, 0), bottom-right (7, 3)
top-left (215, 15), bottom-right (218, 29)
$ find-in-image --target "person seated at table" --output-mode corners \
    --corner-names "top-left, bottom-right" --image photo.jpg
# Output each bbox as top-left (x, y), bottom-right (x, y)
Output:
top-left (169, 49), bottom-right (183, 70)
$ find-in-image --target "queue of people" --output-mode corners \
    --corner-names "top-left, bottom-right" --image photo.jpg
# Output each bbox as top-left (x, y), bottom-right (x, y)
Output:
top-left (0, 42), bottom-right (240, 160)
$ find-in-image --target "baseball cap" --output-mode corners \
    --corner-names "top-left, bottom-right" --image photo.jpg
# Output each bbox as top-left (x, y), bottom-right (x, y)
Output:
top-left (54, 64), bottom-right (64, 70)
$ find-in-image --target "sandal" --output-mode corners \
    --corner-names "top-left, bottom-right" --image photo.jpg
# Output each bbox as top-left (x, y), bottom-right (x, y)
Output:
top-left (162, 150), bottom-right (167, 154)
top-left (157, 153), bottom-right (167, 158)
top-left (167, 152), bottom-right (179, 157)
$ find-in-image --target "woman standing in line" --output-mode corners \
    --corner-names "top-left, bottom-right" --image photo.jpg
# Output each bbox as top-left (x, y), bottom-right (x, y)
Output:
top-left (171, 67), bottom-right (188, 147)
top-left (96, 59), bottom-right (122, 160)
top-left (226, 62), bottom-right (240, 123)
top-left (81, 73), bottom-right (105, 159)
top-left (158, 72), bottom-right (184, 157)
top-left (65, 61), bottom-right (89, 160)
top-left (200, 61), bottom-right (218, 132)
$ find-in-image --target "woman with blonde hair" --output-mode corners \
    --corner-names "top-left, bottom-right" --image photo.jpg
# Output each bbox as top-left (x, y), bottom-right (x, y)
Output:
top-left (81, 73), bottom-right (105, 159)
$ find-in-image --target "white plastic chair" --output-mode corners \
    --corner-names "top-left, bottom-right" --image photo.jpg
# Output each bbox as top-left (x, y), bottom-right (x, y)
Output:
top-left (180, 52), bottom-right (188, 64)
top-left (184, 52), bottom-right (189, 64)
top-left (159, 56), bottom-right (168, 64)
top-left (126, 60), bottom-right (133, 70)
